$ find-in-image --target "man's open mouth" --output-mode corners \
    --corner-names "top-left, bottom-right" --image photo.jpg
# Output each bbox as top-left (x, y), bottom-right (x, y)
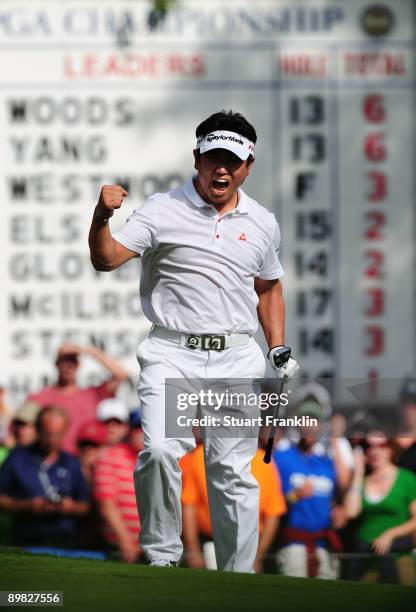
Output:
top-left (212, 178), bottom-right (229, 192)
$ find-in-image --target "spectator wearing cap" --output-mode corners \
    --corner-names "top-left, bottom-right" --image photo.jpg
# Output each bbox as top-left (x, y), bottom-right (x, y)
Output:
top-left (93, 405), bottom-right (143, 563)
top-left (9, 401), bottom-right (40, 449)
top-left (96, 398), bottom-right (130, 447)
top-left (273, 402), bottom-right (341, 579)
top-left (181, 443), bottom-right (287, 572)
top-left (27, 343), bottom-right (129, 455)
top-left (0, 406), bottom-right (90, 548)
top-left (397, 378), bottom-right (416, 473)
top-left (344, 433), bottom-right (416, 584)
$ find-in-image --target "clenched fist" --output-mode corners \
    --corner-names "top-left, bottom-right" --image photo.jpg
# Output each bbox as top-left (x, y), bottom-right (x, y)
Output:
top-left (96, 184), bottom-right (128, 220)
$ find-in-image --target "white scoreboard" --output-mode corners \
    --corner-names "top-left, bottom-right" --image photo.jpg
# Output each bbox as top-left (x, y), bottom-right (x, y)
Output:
top-left (0, 0), bottom-right (415, 406)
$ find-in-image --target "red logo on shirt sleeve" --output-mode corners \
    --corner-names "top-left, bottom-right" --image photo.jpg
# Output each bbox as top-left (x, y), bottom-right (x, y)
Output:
top-left (238, 233), bottom-right (247, 241)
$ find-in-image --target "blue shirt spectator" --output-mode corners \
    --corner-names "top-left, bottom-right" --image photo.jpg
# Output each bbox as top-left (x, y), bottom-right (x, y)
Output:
top-left (274, 442), bottom-right (336, 533)
top-left (0, 406), bottom-right (90, 547)
top-left (272, 402), bottom-right (341, 579)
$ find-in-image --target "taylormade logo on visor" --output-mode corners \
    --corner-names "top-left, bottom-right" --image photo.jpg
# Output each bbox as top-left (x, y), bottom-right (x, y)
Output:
top-left (197, 130), bottom-right (255, 160)
top-left (206, 134), bottom-right (244, 145)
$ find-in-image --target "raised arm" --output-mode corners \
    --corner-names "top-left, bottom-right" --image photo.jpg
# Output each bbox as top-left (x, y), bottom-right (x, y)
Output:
top-left (89, 185), bottom-right (138, 271)
top-left (58, 342), bottom-right (129, 392)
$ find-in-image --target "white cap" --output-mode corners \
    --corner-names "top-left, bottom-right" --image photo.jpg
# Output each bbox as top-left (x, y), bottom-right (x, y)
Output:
top-left (196, 130), bottom-right (255, 161)
top-left (97, 398), bottom-right (129, 423)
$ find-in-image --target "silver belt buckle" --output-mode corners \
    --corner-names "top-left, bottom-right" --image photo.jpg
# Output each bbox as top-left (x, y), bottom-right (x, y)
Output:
top-left (201, 334), bottom-right (226, 351)
top-left (185, 334), bottom-right (226, 351)
top-left (186, 335), bottom-right (201, 350)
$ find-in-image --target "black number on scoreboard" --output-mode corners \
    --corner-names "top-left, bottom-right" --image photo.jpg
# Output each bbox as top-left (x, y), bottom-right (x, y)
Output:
top-left (294, 251), bottom-right (329, 277)
top-left (292, 134), bottom-right (326, 163)
top-left (296, 211), bottom-right (332, 241)
top-left (298, 328), bottom-right (334, 355)
top-left (297, 288), bottom-right (332, 316)
top-left (290, 96), bottom-right (325, 125)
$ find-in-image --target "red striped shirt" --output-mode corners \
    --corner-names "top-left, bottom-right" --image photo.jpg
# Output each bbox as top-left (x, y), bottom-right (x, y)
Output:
top-left (93, 444), bottom-right (140, 545)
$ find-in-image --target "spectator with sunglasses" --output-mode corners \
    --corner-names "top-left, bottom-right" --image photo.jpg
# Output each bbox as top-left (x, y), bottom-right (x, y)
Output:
top-left (344, 433), bottom-right (416, 583)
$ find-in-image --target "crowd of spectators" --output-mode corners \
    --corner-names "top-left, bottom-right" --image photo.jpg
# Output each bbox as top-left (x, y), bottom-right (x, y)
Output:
top-left (0, 345), bottom-right (415, 585)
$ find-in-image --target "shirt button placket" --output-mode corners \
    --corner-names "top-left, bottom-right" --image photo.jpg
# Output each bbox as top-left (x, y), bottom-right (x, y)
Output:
top-left (214, 216), bottom-right (221, 243)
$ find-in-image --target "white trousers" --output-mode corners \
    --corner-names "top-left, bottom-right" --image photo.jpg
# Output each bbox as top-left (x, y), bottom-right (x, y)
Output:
top-left (277, 544), bottom-right (340, 579)
top-left (133, 334), bottom-right (266, 572)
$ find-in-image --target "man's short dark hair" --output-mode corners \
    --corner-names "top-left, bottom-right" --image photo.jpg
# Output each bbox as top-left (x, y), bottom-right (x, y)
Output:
top-left (36, 405), bottom-right (69, 432)
top-left (196, 110), bottom-right (257, 144)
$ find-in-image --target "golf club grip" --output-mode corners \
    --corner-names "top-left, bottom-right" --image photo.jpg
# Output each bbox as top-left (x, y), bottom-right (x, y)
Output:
top-left (263, 435), bottom-right (274, 464)
top-left (263, 377), bottom-right (286, 464)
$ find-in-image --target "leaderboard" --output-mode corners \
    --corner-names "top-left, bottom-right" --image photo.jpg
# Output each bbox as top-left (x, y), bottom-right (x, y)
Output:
top-left (279, 40), bottom-right (415, 382)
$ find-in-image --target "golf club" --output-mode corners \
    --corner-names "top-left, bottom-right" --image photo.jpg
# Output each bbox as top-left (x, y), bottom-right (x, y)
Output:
top-left (263, 346), bottom-right (291, 463)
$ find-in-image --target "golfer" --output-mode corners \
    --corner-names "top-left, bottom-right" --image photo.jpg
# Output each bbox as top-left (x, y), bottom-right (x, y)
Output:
top-left (88, 110), bottom-right (298, 572)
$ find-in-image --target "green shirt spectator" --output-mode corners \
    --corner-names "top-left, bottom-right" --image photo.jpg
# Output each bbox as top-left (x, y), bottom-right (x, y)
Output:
top-left (358, 468), bottom-right (416, 543)
top-left (345, 437), bottom-right (416, 583)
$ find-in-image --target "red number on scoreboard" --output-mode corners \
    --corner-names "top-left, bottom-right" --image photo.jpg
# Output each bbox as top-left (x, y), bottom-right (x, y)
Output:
top-left (363, 94), bottom-right (386, 123)
top-left (364, 250), bottom-right (385, 279)
top-left (364, 326), bottom-right (385, 356)
top-left (364, 134), bottom-right (386, 162)
top-left (364, 288), bottom-right (384, 317)
top-left (367, 171), bottom-right (387, 201)
top-left (361, 94), bottom-right (387, 370)
top-left (364, 211), bottom-right (385, 240)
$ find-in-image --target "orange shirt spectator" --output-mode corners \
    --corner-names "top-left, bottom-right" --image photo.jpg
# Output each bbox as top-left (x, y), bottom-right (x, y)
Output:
top-left (181, 444), bottom-right (286, 571)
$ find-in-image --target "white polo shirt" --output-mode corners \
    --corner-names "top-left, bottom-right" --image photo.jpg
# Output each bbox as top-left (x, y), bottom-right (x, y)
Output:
top-left (112, 176), bottom-right (284, 335)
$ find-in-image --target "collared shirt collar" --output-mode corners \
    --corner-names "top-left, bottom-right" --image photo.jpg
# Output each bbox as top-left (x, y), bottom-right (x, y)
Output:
top-left (30, 442), bottom-right (62, 467)
top-left (183, 175), bottom-right (249, 215)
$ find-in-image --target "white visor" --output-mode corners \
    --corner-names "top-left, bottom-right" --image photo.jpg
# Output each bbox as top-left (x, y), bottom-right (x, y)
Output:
top-left (196, 130), bottom-right (255, 161)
